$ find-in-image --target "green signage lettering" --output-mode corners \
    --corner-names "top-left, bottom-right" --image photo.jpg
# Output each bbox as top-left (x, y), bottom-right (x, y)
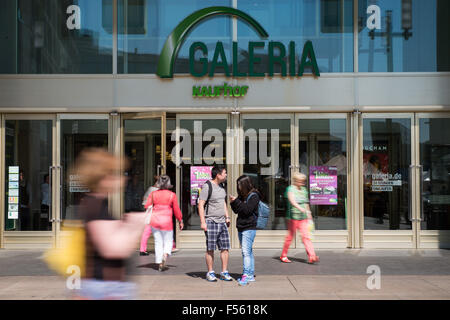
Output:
top-left (189, 42), bottom-right (208, 77)
top-left (209, 42), bottom-right (230, 77)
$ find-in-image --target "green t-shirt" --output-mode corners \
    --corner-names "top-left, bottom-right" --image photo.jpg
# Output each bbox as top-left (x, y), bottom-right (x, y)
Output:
top-left (285, 185), bottom-right (309, 220)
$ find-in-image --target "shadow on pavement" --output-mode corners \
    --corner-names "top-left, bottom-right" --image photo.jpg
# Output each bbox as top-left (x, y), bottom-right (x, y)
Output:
top-left (186, 271), bottom-right (242, 280)
top-left (271, 256), bottom-right (309, 264)
top-left (137, 263), bottom-right (176, 270)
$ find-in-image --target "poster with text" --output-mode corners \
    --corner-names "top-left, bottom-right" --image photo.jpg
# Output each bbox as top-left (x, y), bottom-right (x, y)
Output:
top-left (190, 166), bottom-right (213, 205)
top-left (309, 166), bottom-right (338, 205)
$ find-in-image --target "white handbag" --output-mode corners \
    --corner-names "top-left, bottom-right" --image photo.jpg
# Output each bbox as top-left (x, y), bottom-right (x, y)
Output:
top-left (144, 192), bottom-right (155, 225)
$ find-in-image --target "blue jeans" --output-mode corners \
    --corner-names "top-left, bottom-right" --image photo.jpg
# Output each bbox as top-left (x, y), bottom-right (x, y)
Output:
top-left (238, 229), bottom-right (256, 276)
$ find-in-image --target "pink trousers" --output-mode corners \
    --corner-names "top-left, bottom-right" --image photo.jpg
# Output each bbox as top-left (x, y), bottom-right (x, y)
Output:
top-left (281, 219), bottom-right (316, 259)
top-left (140, 225), bottom-right (152, 252)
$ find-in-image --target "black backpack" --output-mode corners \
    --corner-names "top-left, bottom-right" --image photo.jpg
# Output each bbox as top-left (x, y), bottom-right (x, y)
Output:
top-left (202, 180), bottom-right (227, 215)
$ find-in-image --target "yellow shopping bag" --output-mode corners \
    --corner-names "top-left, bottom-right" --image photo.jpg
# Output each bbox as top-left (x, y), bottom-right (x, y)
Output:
top-left (44, 221), bottom-right (86, 277)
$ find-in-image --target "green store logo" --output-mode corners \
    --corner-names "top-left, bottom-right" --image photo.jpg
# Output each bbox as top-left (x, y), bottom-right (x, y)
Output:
top-left (156, 6), bottom-right (320, 97)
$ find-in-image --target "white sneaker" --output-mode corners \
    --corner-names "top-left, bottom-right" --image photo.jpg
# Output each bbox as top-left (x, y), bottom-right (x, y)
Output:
top-left (206, 271), bottom-right (217, 282)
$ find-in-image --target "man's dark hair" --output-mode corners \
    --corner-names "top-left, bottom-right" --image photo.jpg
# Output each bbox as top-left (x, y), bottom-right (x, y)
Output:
top-left (211, 165), bottom-right (226, 179)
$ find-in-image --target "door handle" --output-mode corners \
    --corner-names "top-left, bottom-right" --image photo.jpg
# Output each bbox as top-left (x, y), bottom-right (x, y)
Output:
top-left (418, 165), bottom-right (424, 222)
top-left (408, 164), bottom-right (415, 222)
top-left (177, 165), bottom-right (183, 207)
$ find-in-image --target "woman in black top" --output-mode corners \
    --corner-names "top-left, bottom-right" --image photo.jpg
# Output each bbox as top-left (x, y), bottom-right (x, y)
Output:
top-left (230, 175), bottom-right (260, 286)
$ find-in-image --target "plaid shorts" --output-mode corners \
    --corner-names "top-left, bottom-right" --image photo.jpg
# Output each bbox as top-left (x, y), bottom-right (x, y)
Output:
top-left (205, 220), bottom-right (231, 251)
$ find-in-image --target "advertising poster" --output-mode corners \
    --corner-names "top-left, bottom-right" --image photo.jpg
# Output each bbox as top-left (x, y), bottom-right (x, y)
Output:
top-left (309, 166), bottom-right (338, 205)
top-left (8, 166), bottom-right (19, 220)
top-left (190, 166), bottom-right (212, 205)
top-left (8, 211), bottom-right (18, 219)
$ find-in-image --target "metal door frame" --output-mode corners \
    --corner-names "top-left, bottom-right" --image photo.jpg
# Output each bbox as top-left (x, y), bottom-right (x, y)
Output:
top-left (56, 114), bottom-right (111, 247)
top-left (1, 114), bottom-right (56, 249)
top-left (415, 113), bottom-right (450, 248)
top-left (360, 112), bottom-right (417, 249)
top-left (295, 113), bottom-right (351, 248)
top-left (239, 113), bottom-right (295, 248)
top-left (175, 114), bottom-right (230, 249)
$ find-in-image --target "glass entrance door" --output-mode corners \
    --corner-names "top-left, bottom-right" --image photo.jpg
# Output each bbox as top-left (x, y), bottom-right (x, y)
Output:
top-left (3, 115), bottom-right (55, 248)
top-left (416, 114), bottom-right (450, 248)
top-left (175, 115), bottom-right (229, 248)
top-left (296, 114), bottom-right (349, 248)
top-left (122, 113), bottom-right (166, 214)
top-left (361, 114), bottom-right (416, 248)
top-left (240, 114), bottom-right (293, 247)
top-left (58, 115), bottom-right (109, 225)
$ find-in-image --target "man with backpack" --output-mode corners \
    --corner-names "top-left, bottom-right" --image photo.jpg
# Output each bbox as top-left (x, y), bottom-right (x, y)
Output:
top-left (198, 165), bottom-right (232, 282)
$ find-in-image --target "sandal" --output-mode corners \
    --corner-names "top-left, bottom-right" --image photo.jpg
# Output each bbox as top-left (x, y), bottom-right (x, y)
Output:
top-left (307, 256), bottom-right (320, 264)
top-left (280, 256), bottom-right (292, 263)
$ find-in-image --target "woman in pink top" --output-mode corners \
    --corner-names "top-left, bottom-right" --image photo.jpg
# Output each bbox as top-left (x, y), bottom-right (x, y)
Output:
top-left (144, 175), bottom-right (183, 271)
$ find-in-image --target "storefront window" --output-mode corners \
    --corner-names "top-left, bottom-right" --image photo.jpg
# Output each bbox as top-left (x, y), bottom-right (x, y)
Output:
top-left (363, 118), bottom-right (411, 230)
top-left (4, 120), bottom-right (52, 231)
top-left (0, 0), bottom-right (113, 74)
top-left (419, 118), bottom-right (450, 230)
top-left (237, 0), bottom-right (354, 73)
top-left (118, 0), bottom-right (232, 74)
top-left (358, 0), bottom-right (450, 72)
top-left (299, 119), bottom-right (347, 230)
top-left (243, 118), bottom-right (291, 230)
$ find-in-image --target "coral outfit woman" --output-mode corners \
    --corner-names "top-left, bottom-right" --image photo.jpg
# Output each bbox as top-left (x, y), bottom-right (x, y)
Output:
top-left (144, 175), bottom-right (183, 271)
top-left (280, 173), bottom-right (319, 264)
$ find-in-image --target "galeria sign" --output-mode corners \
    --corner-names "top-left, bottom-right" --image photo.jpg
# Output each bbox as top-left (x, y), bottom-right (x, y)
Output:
top-left (155, 7), bottom-right (320, 98)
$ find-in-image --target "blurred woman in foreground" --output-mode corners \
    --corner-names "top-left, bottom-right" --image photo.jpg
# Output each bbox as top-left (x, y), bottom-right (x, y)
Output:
top-left (73, 148), bottom-right (146, 299)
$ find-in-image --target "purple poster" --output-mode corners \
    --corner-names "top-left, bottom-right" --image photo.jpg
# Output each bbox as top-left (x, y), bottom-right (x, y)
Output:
top-left (190, 166), bottom-right (213, 205)
top-left (309, 166), bottom-right (338, 205)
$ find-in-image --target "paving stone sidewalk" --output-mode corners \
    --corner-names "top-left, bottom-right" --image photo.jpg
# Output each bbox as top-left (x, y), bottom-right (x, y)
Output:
top-left (1, 249), bottom-right (449, 300)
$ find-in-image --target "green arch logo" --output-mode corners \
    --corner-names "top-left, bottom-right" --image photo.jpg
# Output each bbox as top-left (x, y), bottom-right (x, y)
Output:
top-left (156, 6), bottom-right (269, 78)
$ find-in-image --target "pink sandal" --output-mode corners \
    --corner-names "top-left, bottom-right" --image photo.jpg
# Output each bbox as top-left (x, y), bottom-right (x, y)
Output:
top-left (280, 256), bottom-right (292, 263)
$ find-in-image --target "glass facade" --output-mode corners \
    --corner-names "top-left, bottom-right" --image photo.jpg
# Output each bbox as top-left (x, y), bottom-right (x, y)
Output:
top-left (237, 0), bottom-right (354, 73)
top-left (118, 0), bottom-right (232, 74)
top-left (0, 0), bottom-right (113, 74)
top-left (1, 0), bottom-right (449, 74)
top-left (358, 0), bottom-right (450, 72)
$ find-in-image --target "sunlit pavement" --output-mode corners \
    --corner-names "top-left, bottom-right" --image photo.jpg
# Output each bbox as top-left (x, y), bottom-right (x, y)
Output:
top-left (1, 249), bottom-right (450, 300)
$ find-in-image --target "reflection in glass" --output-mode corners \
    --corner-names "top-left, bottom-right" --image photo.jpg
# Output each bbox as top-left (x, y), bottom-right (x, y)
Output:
top-left (118, 0), bottom-right (232, 74)
top-left (61, 120), bottom-right (108, 223)
top-left (243, 119), bottom-right (291, 230)
top-left (179, 119), bottom-right (227, 230)
top-left (4, 120), bottom-right (52, 231)
top-left (124, 119), bottom-right (162, 213)
top-left (358, 0), bottom-right (450, 72)
top-left (0, 0), bottom-right (113, 74)
top-left (363, 118), bottom-right (411, 230)
top-left (238, 0), bottom-right (354, 73)
top-left (420, 118), bottom-right (450, 230)
top-left (299, 119), bottom-right (347, 230)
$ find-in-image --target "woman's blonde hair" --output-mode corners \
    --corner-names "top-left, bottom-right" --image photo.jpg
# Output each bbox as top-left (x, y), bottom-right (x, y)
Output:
top-left (70, 148), bottom-right (127, 192)
top-left (292, 172), bottom-right (307, 184)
